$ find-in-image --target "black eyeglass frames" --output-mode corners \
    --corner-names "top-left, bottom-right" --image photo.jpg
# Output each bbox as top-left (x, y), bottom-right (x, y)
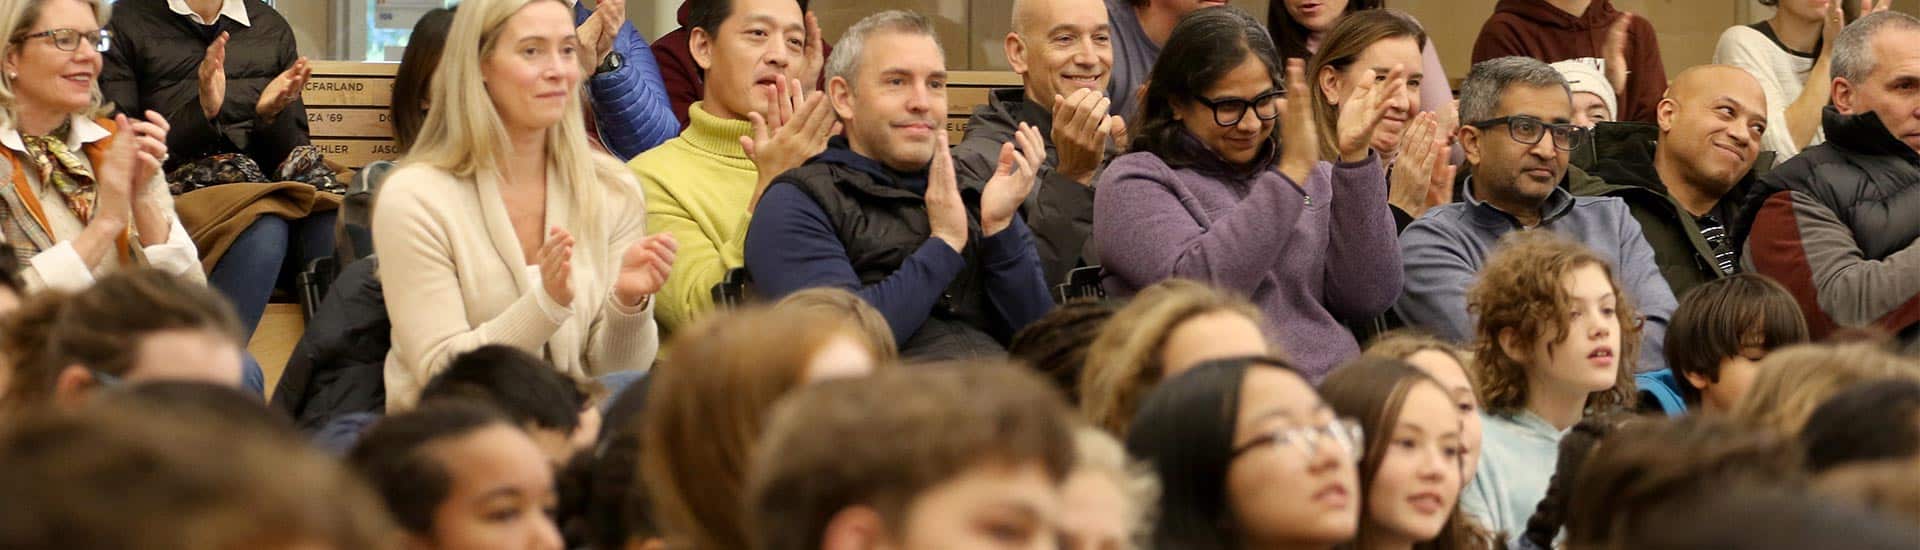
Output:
top-left (1467, 115), bottom-right (1587, 152)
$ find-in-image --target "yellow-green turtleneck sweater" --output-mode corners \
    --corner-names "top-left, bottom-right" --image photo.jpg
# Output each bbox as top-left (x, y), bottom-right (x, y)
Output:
top-left (629, 102), bottom-right (757, 334)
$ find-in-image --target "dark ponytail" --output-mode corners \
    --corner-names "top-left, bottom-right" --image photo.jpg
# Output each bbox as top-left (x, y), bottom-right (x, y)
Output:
top-left (1520, 413), bottom-right (1634, 546)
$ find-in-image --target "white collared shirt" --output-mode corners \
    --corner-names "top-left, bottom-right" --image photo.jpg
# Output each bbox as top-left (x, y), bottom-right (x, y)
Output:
top-left (167, 0), bottom-right (251, 28)
top-left (1, 115), bottom-right (203, 292)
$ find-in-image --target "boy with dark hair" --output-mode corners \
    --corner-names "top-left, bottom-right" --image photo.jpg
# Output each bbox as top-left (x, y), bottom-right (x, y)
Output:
top-left (1651, 273), bottom-right (1810, 415)
top-left (416, 345), bottom-right (594, 464)
top-left (314, 345), bottom-right (595, 462)
top-left (748, 365), bottom-right (1076, 550)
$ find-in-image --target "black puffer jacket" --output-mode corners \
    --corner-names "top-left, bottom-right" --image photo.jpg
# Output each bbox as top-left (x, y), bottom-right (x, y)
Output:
top-left (101, 0), bottom-right (309, 172)
top-left (1733, 107), bottom-right (1920, 261)
top-left (780, 160), bottom-right (1006, 359)
top-left (952, 88), bottom-right (1101, 287)
top-left (270, 256), bottom-right (388, 432)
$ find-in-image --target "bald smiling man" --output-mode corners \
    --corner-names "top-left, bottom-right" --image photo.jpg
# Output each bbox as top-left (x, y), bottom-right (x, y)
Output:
top-left (951, 0), bottom-right (1127, 287)
top-left (1573, 64), bottom-right (1772, 298)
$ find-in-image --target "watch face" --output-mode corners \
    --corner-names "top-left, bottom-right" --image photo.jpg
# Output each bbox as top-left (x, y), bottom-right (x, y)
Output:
top-left (599, 52), bottom-right (623, 73)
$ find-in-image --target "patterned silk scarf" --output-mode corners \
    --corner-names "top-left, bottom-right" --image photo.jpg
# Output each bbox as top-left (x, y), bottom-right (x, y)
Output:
top-left (19, 121), bottom-right (98, 223)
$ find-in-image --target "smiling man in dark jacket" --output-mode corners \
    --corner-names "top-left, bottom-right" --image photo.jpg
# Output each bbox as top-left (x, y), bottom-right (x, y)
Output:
top-left (745, 11), bottom-right (1054, 360)
top-left (1735, 12), bottom-right (1920, 352)
top-left (1573, 65), bottom-right (1773, 299)
top-left (952, 0), bottom-right (1126, 287)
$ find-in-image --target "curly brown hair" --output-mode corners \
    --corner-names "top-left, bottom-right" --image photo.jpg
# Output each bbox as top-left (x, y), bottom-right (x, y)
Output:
top-left (1467, 231), bottom-right (1639, 414)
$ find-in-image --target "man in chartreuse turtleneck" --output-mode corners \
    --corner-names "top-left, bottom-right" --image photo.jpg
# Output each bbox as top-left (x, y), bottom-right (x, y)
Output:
top-left (627, 0), bottom-right (832, 334)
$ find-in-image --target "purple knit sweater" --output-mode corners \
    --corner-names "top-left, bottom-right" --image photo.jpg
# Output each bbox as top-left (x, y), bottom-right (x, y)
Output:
top-left (1094, 151), bottom-right (1402, 380)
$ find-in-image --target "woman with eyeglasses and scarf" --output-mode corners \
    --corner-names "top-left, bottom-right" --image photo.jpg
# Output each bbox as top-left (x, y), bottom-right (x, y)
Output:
top-left (0, 0), bottom-right (198, 293)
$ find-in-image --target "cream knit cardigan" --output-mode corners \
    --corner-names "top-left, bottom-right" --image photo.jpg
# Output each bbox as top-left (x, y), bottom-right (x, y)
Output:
top-left (373, 161), bottom-right (658, 409)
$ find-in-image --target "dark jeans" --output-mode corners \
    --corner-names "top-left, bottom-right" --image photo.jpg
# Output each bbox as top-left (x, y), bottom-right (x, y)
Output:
top-left (242, 354), bottom-right (264, 396)
top-left (208, 211), bottom-right (338, 339)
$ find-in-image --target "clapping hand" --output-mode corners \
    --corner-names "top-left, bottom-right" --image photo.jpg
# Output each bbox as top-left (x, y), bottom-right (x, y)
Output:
top-left (1602, 13), bottom-right (1633, 101)
top-left (743, 76), bottom-right (839, 212)
top-left (538, 227), bottom-right (576, 307)
top-left (614, 233), bottom-right (678, 308)
top-left (1277, 59), bottom-right (1319, 184)
top-left (577, 0), bottom-right (627, 66)
top-left (91, 115), bottom-right (145, 225)
top-left (198, 32), bottom-right (228, 120)
top-left (799, 11), bottom-right (825, 91)
top-left (1387, 112), bottom-right (1456, 219)
top-left (124, 110), bottom-right (171, 193)
top-left (257, 57), bottom-right (311, 123)
top-left (978, 123), bottom-right (1046, 236)
top-left (925, 132), bottom-right (971, 252)
top-left (1051, 89), bottom-right (1127, 185)
top-left (1334, 63), bottom-right (1409, 163)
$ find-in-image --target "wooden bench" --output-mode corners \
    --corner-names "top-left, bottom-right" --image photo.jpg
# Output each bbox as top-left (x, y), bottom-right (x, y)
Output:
top-left (304, 60), bottom-right (401, 169)
top-left (945, 70), bottom-right (1025, 143)
top-left (302, 60), bottom-right (1022, 161)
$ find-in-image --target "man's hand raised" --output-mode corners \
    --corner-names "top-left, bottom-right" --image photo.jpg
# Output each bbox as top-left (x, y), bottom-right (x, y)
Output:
top-left (979, 123), bottom-right (1045, 237)
top-left (198, 32), bottom-right (228, 120)
top-left (1052, 89), bottom-right (1126, 185)
top-left (925, 132), bottom-right (971, 253)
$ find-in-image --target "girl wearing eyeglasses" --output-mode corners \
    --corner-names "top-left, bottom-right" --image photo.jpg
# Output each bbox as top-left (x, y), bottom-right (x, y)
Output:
top-left (1126, 356), bottom-right (1363, 550)
top-left (1321, 356), bottom-right (1496, 550)
top-left (0, 0), bottom-right (196, 293)
top-left (1093, 6), bottom-right (1407, 383)
top-left (1458, 230), bottom-right (1640, 540)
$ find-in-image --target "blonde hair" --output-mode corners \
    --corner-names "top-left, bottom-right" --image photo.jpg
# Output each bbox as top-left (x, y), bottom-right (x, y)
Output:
top-left (1072, 426), bottom-right (1159, 550)
top-left (1079, 279), bottom-right (1267, 436)
top-left (644, 306), bottom-right (895, 550)
top-left (1730, 342), bottom-right (1920, 435)
top-left (0, 0), bottom-right (111, 129)
top-left (1364, 330), bottom-right (1477, 387)
top-left (774, 287), bottom-right (898, 363)
top-left (404, 0), bottom-right (633, 261)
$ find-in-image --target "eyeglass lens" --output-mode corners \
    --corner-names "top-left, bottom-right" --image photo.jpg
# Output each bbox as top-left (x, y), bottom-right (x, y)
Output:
top-left (45, 29), bottom-right (109, 52)
top-left (1508, 117), bottom-right (1582, 151)
top-left (1212, 93), bottom-right (1282, 126)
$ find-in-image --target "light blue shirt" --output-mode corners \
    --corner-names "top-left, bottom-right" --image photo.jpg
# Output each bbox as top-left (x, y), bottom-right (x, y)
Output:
top-left (1461, 410), bottom-right (1566, 539)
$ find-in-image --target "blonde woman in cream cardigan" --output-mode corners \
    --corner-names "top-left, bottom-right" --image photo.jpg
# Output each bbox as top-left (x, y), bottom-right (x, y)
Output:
top-left (374, 0), bottom-right (677, 409)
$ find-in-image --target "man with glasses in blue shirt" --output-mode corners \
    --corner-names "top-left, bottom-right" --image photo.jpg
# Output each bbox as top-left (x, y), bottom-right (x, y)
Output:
top-left (1397, 56), bottom-right (1677, 372)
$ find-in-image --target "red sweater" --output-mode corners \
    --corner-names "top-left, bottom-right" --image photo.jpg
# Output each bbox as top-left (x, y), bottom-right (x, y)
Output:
top-left (1470, 0), bottom-right (1666, 123)
top-left (651, 3), bottom-right (700, 129)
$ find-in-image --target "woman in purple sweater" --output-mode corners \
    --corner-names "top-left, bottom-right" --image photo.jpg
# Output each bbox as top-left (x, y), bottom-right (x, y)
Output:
top-left (1094, 6), bottom-right (1406, 380)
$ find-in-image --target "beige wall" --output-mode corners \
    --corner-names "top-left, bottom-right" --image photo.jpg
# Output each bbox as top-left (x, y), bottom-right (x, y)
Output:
top-left (281, 0), bottom-right (331, 59)
top-left (808, 0), bottom-right (1914, 78)
top-left (1397, 0), bottom-right (1745, 85)
top-left (309, 0), bottom-right (1920, 65)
